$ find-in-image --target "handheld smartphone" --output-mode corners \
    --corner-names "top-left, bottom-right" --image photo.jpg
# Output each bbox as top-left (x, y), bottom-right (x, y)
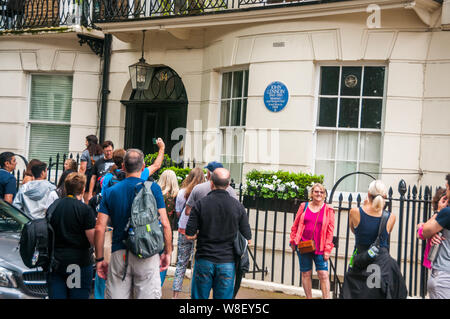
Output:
top-left (152, 138), bottom-right (157, 145)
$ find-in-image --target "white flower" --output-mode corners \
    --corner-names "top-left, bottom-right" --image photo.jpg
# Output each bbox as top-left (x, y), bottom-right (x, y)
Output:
top-left (273, 175), bottom-right (278, 180)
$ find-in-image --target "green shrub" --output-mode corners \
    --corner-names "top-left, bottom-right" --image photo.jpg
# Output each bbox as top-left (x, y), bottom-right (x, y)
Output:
top-left (244, 169), bottom-right (324, 201)
top-left (144, 152), bottom-right (181, 180)
top-left (159, 166), bottom-right (205, 186)
top-left (144, 152), bottom-right (173, 167)
top-left (144, 152), bottom-right (208, 184)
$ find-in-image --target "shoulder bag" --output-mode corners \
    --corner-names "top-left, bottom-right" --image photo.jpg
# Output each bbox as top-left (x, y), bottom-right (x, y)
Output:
top-left (351, 210), bottom-right (390, 271)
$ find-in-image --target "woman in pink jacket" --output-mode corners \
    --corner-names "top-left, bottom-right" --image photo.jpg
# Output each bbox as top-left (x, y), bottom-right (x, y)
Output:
top-left (290, 183), bottom-right (335, 299)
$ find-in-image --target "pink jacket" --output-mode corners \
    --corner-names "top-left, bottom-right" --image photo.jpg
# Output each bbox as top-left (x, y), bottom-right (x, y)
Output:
top-left (290, 202), bottom-right (335, 255)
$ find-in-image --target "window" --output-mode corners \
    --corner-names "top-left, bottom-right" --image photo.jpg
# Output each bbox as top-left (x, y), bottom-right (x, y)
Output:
top-left (219, 70), bottom-right (248, 183)
top-left (28, 75), bottom-right (73, 162)
top-left (315, 66), bottom-right (385, 192)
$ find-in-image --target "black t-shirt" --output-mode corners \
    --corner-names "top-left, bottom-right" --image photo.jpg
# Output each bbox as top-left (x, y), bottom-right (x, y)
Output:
top-left (92, 157), bottom-right (114, 178)
top-left (185, 189), bottom-right (252, 263)
top-left (92, 157), bottom-right (114, 192)
top-left (49, 197), bottom-right (96, 267)
top-left (436, 207), bottom-right (450, 230)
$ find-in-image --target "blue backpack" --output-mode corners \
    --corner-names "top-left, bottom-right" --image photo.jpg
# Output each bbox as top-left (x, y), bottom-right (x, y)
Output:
top-left (107, 170), bottom-right (126, 188)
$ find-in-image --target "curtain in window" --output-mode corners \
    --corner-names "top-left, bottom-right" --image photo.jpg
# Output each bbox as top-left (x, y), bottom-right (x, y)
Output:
top-left (28, 124), bottom-right (70, 162)
top-left (28, 75), bottom-right (73, 162)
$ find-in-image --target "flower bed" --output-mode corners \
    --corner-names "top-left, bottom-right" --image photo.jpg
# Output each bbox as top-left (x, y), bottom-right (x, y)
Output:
top-left (242, 169), bottom-right (323, 211)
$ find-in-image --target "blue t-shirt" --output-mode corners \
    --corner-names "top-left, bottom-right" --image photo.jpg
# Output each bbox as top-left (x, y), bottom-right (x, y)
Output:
top-left (436, 207), bottom-right (450, 230)
top-left (99, 177), bottom-right (165, 253)
top-left (140, 167), bottom-right (150, 181)
top-left (0, 169), bottom-right (17, 199)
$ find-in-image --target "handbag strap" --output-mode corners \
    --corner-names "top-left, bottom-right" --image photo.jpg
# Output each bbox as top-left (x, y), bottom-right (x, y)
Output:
top-left (373, 210), bottom-right (390, 247)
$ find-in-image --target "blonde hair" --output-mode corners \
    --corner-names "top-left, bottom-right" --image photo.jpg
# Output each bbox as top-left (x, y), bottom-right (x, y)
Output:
top-left (308, 183), bottom-right (327, 200)
top-left (158, 170), bottom-right (179, 197)
top-left (368, 180), bottom-right (387, 213)
top-left (181, 167), bottom-right (205, 199)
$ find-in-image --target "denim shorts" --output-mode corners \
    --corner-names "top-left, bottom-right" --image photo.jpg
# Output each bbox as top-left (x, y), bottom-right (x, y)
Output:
top-left (296, 251), bottom-right (328, 273)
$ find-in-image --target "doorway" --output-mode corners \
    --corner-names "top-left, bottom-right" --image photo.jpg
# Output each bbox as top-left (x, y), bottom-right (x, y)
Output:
top-left (124, 103), bottom-right (187, 156)
top-left (122, 66), bottom-right (188, 159)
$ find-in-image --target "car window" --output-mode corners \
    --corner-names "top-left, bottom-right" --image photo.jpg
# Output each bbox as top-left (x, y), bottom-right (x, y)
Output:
top-left (0, 199), bottom-right (30, 233)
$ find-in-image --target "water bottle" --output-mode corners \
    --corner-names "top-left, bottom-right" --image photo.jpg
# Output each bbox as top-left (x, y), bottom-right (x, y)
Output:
top-left (367, 245), bottom-right (380, 259)
top-left (428, 232), bottom-right (442, 263)
top-left (128, 227), bottom-right (135, 236)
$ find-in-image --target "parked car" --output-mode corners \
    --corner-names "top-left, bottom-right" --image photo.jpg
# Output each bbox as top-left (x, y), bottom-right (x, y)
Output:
top-left (0, 198), bottom-right (47, 299)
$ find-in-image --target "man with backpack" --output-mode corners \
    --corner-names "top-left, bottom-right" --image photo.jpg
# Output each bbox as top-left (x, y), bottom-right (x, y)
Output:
top-left (94, 148), bottom-right (172, 299)
top-left (46, 172), bottom-right (96, 299)
top-left (19, 172), bottom-right (96, 299)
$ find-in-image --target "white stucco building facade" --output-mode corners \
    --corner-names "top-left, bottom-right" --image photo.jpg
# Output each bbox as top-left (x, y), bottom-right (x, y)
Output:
top-left (0, 0), bottom-right (448, 190)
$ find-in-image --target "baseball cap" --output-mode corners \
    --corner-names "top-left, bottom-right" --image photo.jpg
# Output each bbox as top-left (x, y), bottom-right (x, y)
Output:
top-left (204, 161), bottom-right (223, 172)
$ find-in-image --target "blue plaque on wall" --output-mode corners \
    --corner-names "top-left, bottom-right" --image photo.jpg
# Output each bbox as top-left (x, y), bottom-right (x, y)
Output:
top-left (264, 81), bottom-right (289, 113)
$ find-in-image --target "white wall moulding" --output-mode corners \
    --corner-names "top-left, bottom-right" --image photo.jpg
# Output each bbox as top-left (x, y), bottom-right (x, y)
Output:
top-left (362, 30), bottom-right (396, 60)
top-left (54, 51), bottom-right (77, 71)
top-left (20, 52), bottom-right (38, 71)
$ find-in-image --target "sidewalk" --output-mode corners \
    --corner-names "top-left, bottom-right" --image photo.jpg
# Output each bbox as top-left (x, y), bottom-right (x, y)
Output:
top-left (161, 277), bottom-right (304, 299)
top-left (161, 267), bottom-right (308, 299)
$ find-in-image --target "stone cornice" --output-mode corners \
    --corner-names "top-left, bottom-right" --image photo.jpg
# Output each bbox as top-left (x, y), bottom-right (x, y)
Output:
top-left (96, 0), bottom-right (441, 35)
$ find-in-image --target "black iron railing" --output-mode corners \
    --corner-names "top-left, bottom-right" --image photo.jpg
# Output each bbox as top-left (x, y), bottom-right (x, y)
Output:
top-left (91, 0), bottom-right (327, 23)
top-left (234, 180), bottom-right (436, 299)
top-left (0, 0), bottom-right (95, 30)
top-left (12, 153), bottom-right (438, 298)
top-left (0, 0), bottom-right (332, 30)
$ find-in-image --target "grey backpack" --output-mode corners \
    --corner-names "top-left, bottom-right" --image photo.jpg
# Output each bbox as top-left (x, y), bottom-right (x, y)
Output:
top-left (124, 181), bottom-right (164, 259)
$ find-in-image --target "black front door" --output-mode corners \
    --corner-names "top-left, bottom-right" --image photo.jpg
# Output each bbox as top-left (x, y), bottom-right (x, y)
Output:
top-left (124, 103), bottom-right (187, 159)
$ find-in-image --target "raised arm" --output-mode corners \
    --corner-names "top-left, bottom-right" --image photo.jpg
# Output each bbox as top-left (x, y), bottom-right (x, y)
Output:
top-left (147, 138), bottom-right (165, 177)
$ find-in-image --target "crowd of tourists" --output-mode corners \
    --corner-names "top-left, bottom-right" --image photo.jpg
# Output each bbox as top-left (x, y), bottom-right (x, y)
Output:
top-left (0, 141), bottom-right (449, 300)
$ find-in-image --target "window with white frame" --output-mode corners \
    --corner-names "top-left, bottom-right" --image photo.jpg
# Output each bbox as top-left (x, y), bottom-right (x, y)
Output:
top-left (28, 75), bottom-right (73, 162)
top-left (219, 70), bottom-right (248, 184)
top-left (315, 66), bottom-right (385, 192)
